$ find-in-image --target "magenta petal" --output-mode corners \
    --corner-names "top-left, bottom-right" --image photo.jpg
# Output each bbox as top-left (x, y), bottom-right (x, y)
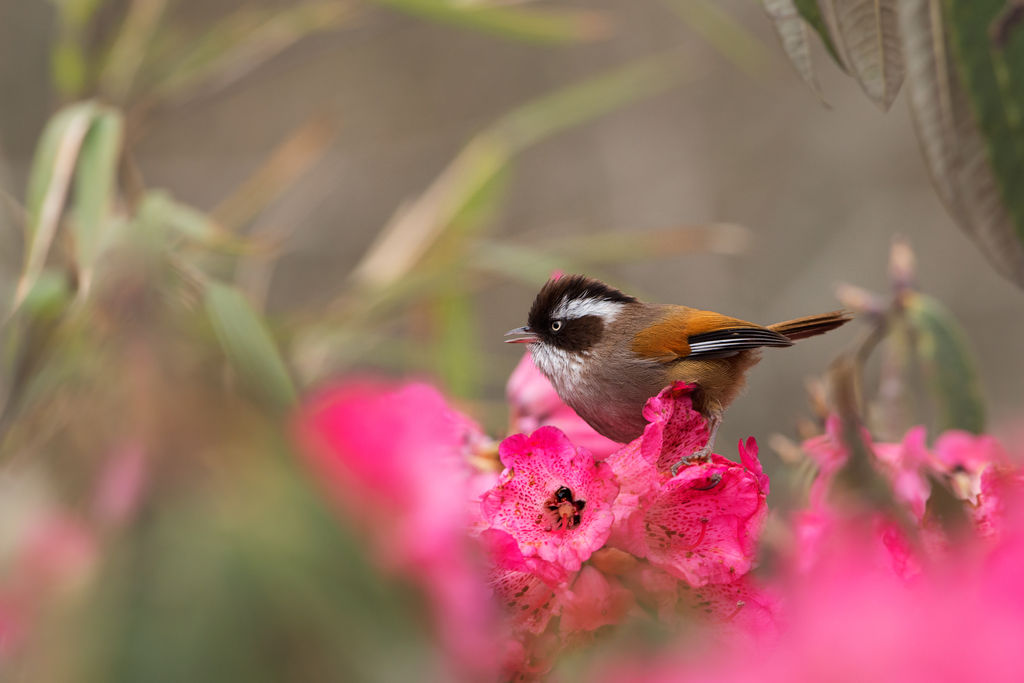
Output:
top-left (641, 456), bottom-right (767, 586)
top-left (738, 437), bottom-right (770, 496)
top-left (482, 427), bottom-right (619, 572)
top-left (481, 529), bottom-right (568, 635)
top-left (559, 566), bottom-right (634, 635)
top-left (639, 382), bottom-right (710, 474)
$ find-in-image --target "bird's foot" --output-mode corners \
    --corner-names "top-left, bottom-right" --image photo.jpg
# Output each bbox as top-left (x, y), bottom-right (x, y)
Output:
top-left (669, 413), bottom-right (721, 476)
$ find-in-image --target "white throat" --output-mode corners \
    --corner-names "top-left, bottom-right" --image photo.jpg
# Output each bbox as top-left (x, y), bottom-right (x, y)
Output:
top-left (530, 344), bottom-right (585, 397)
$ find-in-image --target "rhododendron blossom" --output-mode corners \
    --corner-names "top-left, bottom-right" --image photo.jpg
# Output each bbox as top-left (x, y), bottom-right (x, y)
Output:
top-left (482, 427), bottom-right (619, 572)
top-left (296, 381), bottom-right (500, 679)
top-left (627, 453), bottom-right (768, 586)
top-left (297, 372), bottom-right (780, 677)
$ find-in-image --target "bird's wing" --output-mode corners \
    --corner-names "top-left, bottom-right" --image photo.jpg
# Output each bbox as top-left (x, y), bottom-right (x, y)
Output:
top-left (630, 308), bottom-right (792, 362)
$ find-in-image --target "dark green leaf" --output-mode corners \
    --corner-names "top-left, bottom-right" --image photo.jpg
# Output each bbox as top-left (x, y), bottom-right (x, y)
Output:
top-left (944, 0), bottom-right (1024, 261)
top-left (905, 293), bottom-right (986, 433)
top-left (794, 0), bottom-right (845, 67)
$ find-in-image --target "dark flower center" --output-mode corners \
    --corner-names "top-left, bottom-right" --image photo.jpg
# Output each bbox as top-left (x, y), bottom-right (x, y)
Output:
top-left (546, 485), bottom-right (586, 530)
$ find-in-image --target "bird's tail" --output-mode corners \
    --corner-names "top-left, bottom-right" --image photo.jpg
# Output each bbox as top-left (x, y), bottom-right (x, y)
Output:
top-left (768, 310), bottom-right (853, 341)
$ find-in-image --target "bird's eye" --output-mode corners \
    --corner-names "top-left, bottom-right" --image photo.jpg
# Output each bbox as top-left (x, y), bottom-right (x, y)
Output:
top-left (550, 320), bottom-right (563, 332)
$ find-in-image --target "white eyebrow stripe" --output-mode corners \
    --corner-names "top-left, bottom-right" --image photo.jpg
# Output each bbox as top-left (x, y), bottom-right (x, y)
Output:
top-left (553, 296), bottom-right (624, 322)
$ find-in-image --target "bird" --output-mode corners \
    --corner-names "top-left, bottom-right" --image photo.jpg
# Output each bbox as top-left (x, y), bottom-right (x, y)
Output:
top-left (505, 274), bottom-right (851, 454)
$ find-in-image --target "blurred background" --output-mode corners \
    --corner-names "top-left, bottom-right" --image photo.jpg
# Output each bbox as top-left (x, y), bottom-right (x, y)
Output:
top-left (0, 0), bottom-right (1021, 679)
top-left (4, 0), bottom-right (1021, 455)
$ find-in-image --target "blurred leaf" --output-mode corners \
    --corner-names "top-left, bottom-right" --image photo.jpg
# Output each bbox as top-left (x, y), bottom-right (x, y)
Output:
top-left (135, 191), bottom-right (266, 255)
top-left (349, 55), bottom-right (683, 291)
top-left (663, 0), bottom-right (777, 78)
top-left (70, 107), bottom-right (124, 297)
top-left (425, 166), bottom-right (507, 398)
top-left (16, 102), bottom-right (97, 311)
top-left (904, 292), bottom-right (985, 434)
top-left (99, 0), bottom-right (169, 102)
top-left (763, 0), bottom-right (828, 102)
top-left (793, 0), bottom-right (846, 67)
top-left (51, 41), bottom-right (90, 97)
top-left (50, 0), bottom-right (107, 97)
top-left (473, 242), bottom-right (575, 285)
top-left (211, 115), bottom-right (338, 232)
top-left (824, 0), bottom-right (904, 109)
top-left (204, 282), bottom-right (296, 410)
top-left (432, 286), bottom-right (478, 398)
top-left (20, 269), bottom-right (72, 322)
top-left (900, 0), bottom-right (1024, 288)
top-left (371, 0), bottom-right (610, 44)
top-left (943, 0), bottom-right (1024, 267)
top-left (144, 2), bottom-right (352, 104)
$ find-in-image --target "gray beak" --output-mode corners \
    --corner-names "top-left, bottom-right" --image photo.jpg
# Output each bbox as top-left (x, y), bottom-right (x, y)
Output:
top-left (504, 326), bottom-right (539, 344)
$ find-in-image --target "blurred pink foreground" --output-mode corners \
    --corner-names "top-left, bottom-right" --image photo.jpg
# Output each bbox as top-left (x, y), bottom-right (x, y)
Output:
top-left (295, 351), bottom-right (1024, 681)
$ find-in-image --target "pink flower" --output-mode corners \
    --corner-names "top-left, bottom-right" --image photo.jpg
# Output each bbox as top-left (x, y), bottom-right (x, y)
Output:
top-left (481, 529), bottom-right (567, 635)
top-left (507, 352), bottom-right (622, 459)
top-left (295, 381), bottom-right (499, 680)
top-left (604, 383), bottom-right (714, 554)
top-left (680, 575), bottom-right (780, 640)
top-left (637, 382), bottom-right (709, 474)
top-left (625, 453), bottom-right (768, 586)
top-left (595, 501), bottom-right (1024, 683)
top-left (93, 443), bottom-right (147, 526)
top-left (603, 385), bottom-right (768, 586)
top-left (0, 515), bottom-right (96, 658)
top-left (932, 430), bottom-right (1008, 504)
top-left (559, 566), bottom-right (634, 636)
top-left (872, 425), bottom-right (931, 520)
top-left (482, 427), bottom-right (619, 571)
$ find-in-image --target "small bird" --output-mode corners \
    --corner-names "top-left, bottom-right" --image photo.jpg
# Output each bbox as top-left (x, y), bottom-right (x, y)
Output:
top-left (505, 275), bottom-right (851, 452)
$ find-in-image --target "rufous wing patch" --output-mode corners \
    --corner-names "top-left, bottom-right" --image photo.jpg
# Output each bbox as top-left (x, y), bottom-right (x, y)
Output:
top-left (630, 308), bottom-right (775, 362)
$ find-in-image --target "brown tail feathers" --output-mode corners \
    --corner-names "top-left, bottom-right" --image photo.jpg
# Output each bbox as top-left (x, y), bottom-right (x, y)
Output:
top-left (768, 310), bottom-right (853, 342)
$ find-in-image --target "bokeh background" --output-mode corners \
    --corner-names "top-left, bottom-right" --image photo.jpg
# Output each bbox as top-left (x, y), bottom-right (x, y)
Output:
top-left (1, 0), bottom-right (1021, 479)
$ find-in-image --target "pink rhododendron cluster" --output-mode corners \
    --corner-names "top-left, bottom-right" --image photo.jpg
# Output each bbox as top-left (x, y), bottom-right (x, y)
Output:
top-left (295, 355), bottom-right (773, 679)
top-left (796, 416), bottom-right (1024, 580)
top-left (293, 351), bottom-right (1024, 682)
top-left (594, 472), bottom-right (1024, 683)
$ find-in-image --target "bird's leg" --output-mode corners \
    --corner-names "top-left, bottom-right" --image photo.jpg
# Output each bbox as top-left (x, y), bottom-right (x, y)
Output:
top-left (670, 411), bottom-right (721, 476)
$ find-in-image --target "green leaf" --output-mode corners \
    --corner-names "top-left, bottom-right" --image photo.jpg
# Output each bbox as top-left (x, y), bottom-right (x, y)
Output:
top-left (904, 293), bottom-right (985, 434)
top-left (900, 0), bottom-right (1024, 288)
top-left (134, 191), bottom-right (262, 254)
top-left (432, 285), bottom-right (478, 398)
top-left (793, 0), bottom-right (845, 67)
top-left (51, 40), bottom-right (90, 97)
top-left (20, 269), bottom-right (72, 321)
top-left (944, 0), bottom-right (1024, 267)
top-left (204, 281), bottom-right (296, 409)
top-left (17, 102), bottom-right (97, 309)
top-left (70, 107), bottom-right (124, 296)
top-left (663, 0), bottom-right (777, 78)
top-left (370, 0), bottom-right (610, 44)
top-left (762, 0), bottom-right (828, 102)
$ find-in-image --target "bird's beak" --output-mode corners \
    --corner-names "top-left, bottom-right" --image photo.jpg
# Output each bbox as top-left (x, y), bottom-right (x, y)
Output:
top-left (504, 326), bottom-right (539, 344)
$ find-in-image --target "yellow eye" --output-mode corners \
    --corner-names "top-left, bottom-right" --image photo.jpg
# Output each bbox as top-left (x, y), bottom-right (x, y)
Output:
top-left (550, 320), bottom-right (563, 332)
